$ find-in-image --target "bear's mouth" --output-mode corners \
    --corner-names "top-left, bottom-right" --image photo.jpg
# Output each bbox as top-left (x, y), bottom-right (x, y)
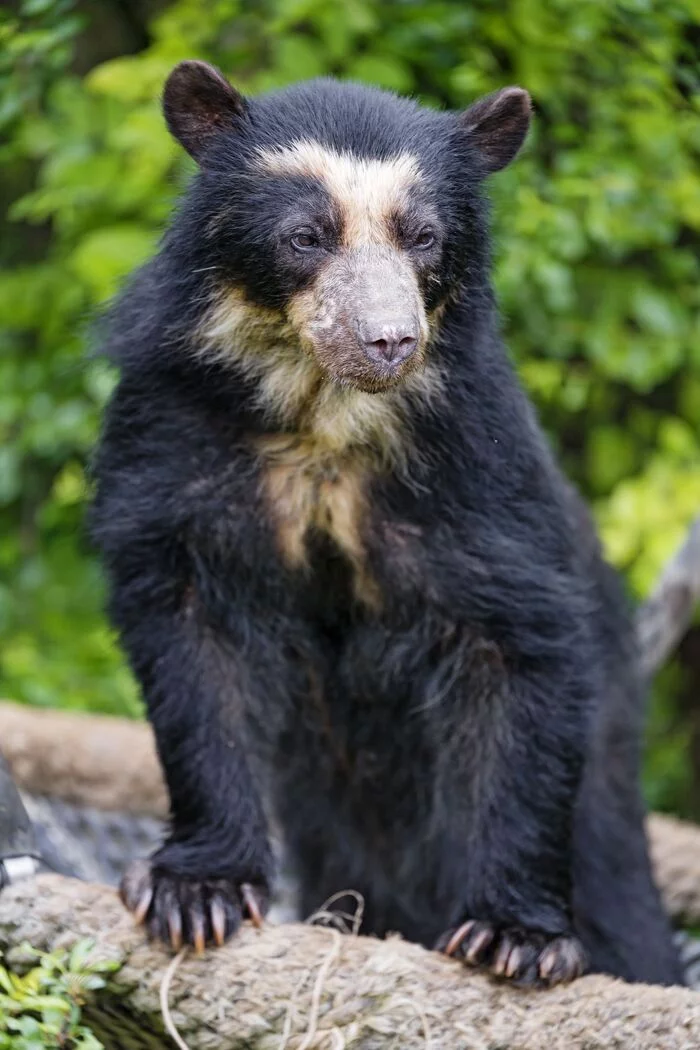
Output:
top-left (314, 340), bottom-right (427, 395)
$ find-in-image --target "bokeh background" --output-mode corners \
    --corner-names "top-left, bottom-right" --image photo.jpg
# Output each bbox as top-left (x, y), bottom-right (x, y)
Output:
top-left (1, 0), bottom-right (699, 815)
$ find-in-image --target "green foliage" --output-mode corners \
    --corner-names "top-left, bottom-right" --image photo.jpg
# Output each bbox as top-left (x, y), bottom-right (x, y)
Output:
top-left (0, 1), bottom-right (699, 804)
top-left (0, 939), bottom-right (119, 1049)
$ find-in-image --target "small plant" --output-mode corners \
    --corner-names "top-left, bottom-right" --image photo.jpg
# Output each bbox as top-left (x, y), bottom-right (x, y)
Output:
top-left (0, 939), bottom-right (119, 1050)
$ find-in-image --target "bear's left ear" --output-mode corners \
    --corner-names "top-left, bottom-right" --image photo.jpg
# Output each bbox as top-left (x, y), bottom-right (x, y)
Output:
top-left (460, 87), bottom-right (531, 175)
top-left (163, 60), bottom-right (249, 163)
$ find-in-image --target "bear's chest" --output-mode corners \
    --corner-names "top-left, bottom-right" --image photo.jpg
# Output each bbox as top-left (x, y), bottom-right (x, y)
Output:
top-left (256, 435), bottom-right (381, 609)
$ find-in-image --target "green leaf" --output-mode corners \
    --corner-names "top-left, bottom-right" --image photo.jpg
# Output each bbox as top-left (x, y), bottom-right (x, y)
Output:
top-left (346, 54), bottom-right (413, 93)
top-left (67, 940), bottom-right (95, 974)
top-left (71, 225), bottom-right (156, 301)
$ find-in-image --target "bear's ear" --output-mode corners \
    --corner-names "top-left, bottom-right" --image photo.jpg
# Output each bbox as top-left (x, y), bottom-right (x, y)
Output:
top-left (163, 60), bottom-right (248, 163)
top-left (460, 87), bottom-right (531, 174)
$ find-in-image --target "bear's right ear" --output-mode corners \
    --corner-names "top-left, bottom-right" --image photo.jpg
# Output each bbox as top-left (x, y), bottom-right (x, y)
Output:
top-left (163, 61), bottom-right (248, 163)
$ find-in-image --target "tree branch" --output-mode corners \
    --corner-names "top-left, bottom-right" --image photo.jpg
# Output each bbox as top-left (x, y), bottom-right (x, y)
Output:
top-left (637, 515), bottom-right (700, 677)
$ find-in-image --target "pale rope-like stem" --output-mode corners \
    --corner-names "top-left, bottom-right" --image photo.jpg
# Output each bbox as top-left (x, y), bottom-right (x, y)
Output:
top-left (307, 889), bottom-right (366, 935)
top-left (159, 947), bottom-right (191, 1050)
top-left (389, 996), bottom-right (432, 1049)
top-left (295, 929), bottom-right (342, 1050)
top-left (277, 970), bottom-right (313, 1050)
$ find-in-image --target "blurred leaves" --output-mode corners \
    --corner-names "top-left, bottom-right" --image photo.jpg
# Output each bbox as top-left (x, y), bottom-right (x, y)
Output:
top-left (0, 0), bottom-right (699, 805)
top-left (0, 939), bottom-right (119, 1049)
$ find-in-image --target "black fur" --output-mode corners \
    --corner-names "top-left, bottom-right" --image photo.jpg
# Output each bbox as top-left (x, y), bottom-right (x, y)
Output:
top-left (91, 73), bottom-right (683, 984)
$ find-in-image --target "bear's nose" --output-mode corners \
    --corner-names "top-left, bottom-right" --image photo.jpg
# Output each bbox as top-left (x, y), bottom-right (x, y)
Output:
top-left (360, 322), bottom-right (419, 366)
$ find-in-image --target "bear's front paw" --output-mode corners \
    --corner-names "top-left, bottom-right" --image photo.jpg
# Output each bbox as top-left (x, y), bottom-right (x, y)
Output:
top-left (436, 920), bottom-right (586, 987)
top-left (120, 857), bottom-right (270, 953)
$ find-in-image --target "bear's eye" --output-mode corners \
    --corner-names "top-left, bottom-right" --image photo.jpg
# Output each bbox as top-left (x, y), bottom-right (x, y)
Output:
top-left (290, 231), bottom-right (320, 253)
top-left (413, 229), bottom-right (436, 250)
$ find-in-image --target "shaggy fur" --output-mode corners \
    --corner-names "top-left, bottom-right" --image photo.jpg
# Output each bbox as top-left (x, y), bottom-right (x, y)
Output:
top-left (90, 62), bottom-right (683, 986)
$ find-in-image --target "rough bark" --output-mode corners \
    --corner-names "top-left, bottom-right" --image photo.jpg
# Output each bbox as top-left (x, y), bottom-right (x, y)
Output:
top-left (0, 701), bottom-right (167, 817)
top-left (649, 813), bottom-right (700, 927)
top-left (3, 875), bottom-right (700, 1050)
top-left (637, 515), bottom-right (700, 678)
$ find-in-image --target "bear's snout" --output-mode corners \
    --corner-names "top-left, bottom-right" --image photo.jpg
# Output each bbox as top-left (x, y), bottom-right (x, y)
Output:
top-left (357, 318), bottom-right (420, 369)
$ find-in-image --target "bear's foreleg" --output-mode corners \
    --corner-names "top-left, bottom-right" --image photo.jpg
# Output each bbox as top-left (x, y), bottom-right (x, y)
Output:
top-left (111, 550), bottom-right (274, 952)
top-left (431, 620), bottom-right (594, 987)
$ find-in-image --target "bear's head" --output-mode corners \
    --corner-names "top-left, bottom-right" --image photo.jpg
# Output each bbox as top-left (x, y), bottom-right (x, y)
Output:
top-left (163, 62), bottom-right (530, 398)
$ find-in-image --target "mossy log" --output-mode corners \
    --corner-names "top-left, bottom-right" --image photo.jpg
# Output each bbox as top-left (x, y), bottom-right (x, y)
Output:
top-left (3, 874), bottom-right (700, 1050)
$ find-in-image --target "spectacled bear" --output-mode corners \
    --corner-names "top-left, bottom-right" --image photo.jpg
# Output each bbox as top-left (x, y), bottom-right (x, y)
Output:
top-left (90, 60), bottom-right (683, 987)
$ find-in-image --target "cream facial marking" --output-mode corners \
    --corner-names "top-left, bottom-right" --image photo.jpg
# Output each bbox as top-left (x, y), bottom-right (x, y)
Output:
top-left (198, 285), bottom-right (445, 466)
top-left (197, 288), bottom-right (321, 420)
top-left (256, 139), bottom-right (422, 247)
